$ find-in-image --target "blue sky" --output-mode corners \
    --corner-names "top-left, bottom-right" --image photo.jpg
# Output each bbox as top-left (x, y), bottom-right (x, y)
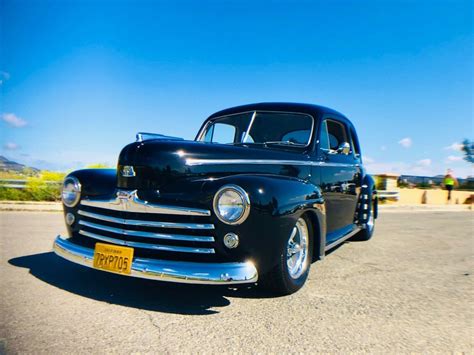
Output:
top-left (1, 0), bottom-right (473, 176)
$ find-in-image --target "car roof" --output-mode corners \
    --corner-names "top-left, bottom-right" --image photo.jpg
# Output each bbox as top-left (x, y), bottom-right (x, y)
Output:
top-left (207, 102), bottom-right (349, 122)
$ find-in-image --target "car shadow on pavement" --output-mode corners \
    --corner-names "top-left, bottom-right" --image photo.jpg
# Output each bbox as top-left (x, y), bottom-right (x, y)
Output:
top-left (8, 252), bottom-right (277, 315)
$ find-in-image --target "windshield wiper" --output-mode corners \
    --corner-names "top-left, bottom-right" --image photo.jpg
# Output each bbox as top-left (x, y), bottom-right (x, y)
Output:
top-left (233, 142), bottom-right (265, 146)
top-left (263, 141), bottom-right (306, 147)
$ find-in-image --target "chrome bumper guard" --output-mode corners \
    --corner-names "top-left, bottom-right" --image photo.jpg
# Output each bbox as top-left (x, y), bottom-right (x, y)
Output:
top-left (53, 236), bottom-right (258, 285)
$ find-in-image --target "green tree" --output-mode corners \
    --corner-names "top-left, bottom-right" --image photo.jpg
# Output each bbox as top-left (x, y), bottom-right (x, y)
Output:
top-left (86, 163), bottom-right (113, 169)
top-left (461, 139), bottom-right (474, 164)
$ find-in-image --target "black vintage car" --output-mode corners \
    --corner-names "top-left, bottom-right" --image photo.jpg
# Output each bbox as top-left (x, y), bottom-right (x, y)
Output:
top-left (54, 102), bottom-right (377, 295)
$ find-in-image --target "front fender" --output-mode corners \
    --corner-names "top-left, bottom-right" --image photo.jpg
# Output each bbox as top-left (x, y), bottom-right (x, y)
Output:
top-left (62, 169), bottom-right (117, 237)
top-left (202, 174), bottom-right (325, 274)
top-left (68, 169), bottom-right (117, 197)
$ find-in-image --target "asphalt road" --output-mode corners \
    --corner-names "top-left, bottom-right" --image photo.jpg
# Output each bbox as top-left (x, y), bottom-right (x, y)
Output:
top-left (1, 211), bottom-right (473, 354)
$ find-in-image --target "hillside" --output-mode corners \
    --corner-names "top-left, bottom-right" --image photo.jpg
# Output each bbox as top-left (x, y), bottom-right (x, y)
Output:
top-left (0, 156), bottom-right (39, 174)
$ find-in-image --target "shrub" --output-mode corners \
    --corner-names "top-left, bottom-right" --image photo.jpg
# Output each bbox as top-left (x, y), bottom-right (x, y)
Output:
top-left (86, 163), bottom-right (113, 169)
top-left (0, 170), bottom-right (65, 201)
top-left (0, 187), bottom-right (30, 200)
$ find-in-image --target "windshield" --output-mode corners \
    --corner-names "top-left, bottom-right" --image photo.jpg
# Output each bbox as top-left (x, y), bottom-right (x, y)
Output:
top-left (197, 111), bottom-right (314, 147)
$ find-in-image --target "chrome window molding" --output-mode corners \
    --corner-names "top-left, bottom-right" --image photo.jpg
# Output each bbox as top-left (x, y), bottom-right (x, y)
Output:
top-left (79, 230), bottom-right (215, 254)
top-left (80, 189), bottom-right (211, 217)
top-left (196, 110), bottom-right (316, 147)
top-left (78, 210), bottom-right (215, 230)
top-left (78, 220), bottom-right (215, 242)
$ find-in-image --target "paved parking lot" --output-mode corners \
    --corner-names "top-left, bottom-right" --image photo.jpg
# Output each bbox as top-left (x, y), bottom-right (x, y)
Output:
top-left (1, 211), bottom-right (473, 353)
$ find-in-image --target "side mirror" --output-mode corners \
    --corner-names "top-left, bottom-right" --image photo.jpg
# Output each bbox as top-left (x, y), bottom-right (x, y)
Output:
top-left (337, 142), bottom-right (351, 155)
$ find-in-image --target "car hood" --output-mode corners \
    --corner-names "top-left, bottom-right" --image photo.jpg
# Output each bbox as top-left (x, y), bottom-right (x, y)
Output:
top-left (117, 139), bottom-right (312, 190)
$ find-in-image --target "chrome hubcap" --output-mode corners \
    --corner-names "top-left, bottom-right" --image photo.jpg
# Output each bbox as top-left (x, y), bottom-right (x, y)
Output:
top-left (367, 212), bottom-right (374, 231)
top-left (286, 218), bottom-right (309, 279)
top-left (366, 199), bottom-right (375, 232)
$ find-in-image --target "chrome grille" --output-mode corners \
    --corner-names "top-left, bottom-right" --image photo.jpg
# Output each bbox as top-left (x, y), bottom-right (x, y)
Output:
top-left (79, 230), bottom-right (215, 254)
top-left (75, 191), bottom-right (216, 255)
top-left (78, 210), bottom-right (214, 230)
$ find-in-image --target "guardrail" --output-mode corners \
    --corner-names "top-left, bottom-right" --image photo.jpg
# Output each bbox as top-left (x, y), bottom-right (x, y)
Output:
top-left (0, 179), bottom-right (61, 189)
top-left (378, 190), bottom-right (400, 201)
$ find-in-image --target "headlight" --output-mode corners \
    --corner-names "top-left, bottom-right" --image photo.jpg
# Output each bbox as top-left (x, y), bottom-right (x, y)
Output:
top-left (213, 185), bottom-right (250, 225)
top-left (62, 176), bottom-right (81, 207)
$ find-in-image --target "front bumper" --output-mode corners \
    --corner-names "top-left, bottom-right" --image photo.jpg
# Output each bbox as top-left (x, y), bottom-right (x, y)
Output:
top-left (53, 235), bottom-right (258, 285)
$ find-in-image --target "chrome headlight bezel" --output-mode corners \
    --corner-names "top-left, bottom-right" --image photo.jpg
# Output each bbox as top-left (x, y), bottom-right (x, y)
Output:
top-left (62, 176), bottom-right (81, 207)
top-left (213, 184), bottom-right (250, 225)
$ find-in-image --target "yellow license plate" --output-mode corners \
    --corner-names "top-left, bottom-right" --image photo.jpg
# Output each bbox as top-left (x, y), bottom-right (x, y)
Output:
top-left (93, 243), bottom-right (134, 275)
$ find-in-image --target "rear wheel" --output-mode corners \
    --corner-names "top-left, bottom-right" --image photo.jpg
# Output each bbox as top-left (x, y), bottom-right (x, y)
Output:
top-left (260, 215), bottom-right (313, 295)
top-left (353, 193), bottom-right (376, 241)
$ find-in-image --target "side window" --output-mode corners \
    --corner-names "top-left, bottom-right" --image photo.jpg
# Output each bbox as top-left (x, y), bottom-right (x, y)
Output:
top-left (326, 120), bottom-right (348, 151)
top-left (209, 123), bottom-right (236, 144)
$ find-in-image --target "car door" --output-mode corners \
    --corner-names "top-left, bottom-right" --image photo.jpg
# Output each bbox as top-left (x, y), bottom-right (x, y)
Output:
top-left (318, 117), bottom-right (361, 242)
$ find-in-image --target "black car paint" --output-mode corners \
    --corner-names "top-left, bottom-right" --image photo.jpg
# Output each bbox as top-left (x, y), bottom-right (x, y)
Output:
top-left (63, 103), bottom-right (375, 275)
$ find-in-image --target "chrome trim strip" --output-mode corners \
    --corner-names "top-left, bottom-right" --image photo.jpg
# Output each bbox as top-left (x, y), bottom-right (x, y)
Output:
top-left (324, 227), bottom-right (362, 252)
top-left (78, 220), bottom-right (215, 242)
top-left (79, 230), bottom-right (215, 254)
top-left (78, 210), bottom-right (215, 230)
top-left (186, 158), bottom-right (356, 167)
top-left (53, 236), bottom-right (258, 284)
top-left (80, 190), bottom-right (211, 217)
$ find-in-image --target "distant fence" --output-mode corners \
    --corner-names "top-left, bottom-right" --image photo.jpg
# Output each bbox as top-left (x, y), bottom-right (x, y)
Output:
top-left (0, 179), bottom-right (61, 189)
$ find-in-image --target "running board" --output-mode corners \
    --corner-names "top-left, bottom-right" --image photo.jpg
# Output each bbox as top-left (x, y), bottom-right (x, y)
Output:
top-left (324, 227), bottom-right (362, 252)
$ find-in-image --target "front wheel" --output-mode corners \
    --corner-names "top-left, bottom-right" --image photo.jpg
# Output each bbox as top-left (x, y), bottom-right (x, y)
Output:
top-left (260, 215), bottom-right (313, 295)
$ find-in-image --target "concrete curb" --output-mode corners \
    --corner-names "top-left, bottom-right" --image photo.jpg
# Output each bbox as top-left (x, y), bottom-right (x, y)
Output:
top-left (0, 201), bottom-right (62, 212)
top-left (379, 204), bottom-right (472, 212)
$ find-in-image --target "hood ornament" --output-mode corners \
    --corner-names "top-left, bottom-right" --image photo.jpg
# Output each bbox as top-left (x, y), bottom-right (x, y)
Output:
top-left (116, 190), bottom-right (136, 201)
top-left (121, 165), bottom-right (136, 177)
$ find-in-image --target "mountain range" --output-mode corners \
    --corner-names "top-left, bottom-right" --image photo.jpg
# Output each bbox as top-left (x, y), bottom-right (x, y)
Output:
top-left (0, 156), bottom-right (39, 173)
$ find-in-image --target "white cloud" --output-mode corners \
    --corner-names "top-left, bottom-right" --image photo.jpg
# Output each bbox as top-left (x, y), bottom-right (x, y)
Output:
top-left (364, 161), bottom-right (408, 175)
top-left (398, 137), bottom-right (412, 148)
top-left (0, 71), bottom-right (10, 85)
top-left (1, 113), bottom-right (27, 128)
top-left (365, 158), bottom-right (434, 176)
top-left (3, 142), bottom-right (20, 150)
top-left (416, 158), bottom-right (431, 167)
top-left (446, 155), bottom-right (463, 162)
top-left (444, 142), bottom-right (463, 151)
